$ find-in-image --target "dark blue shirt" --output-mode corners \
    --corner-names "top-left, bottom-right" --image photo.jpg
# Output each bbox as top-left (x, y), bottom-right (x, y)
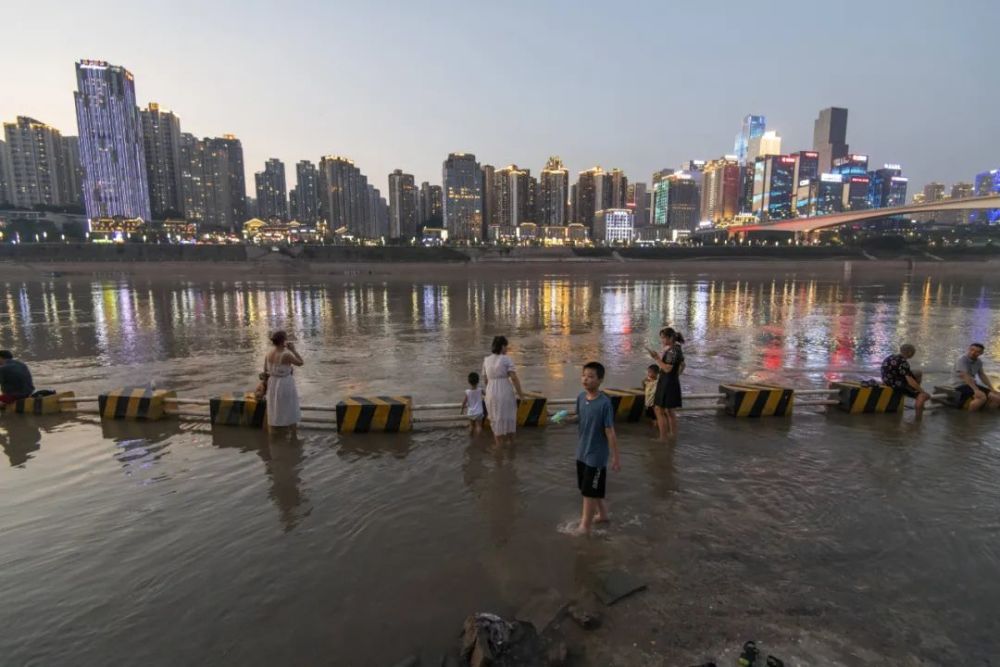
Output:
top-left (576, 391), bottom-right (615, 468)
top-left (0, 359), bottom-right (34, 397)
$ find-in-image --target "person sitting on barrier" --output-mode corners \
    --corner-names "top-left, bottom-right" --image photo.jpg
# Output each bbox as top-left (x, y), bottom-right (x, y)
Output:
top-left (0, 350), bottom-right (35, 406)
top-left (461, 371), bottom-right (485, 436)
top-left (265, 331), bottom-right (304, 434)
top-left (954, 343), bottom-right (1000, 411)
top-left (574, 361), bottom-right (620, 536)
top-left (483, 335), bottom-right (524, 446)
top-left (647, 327), bottom-right (685, 441)
top-left (880, 343), bottom-right (931, 418)
top-left (642, 364), bottom-right (659, 427)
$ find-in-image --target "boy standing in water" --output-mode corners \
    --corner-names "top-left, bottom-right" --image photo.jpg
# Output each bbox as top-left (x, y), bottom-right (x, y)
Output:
top-left (574, 361), bottom-right (620, 535)
top-left (461, 371), bottom-right (485, 436)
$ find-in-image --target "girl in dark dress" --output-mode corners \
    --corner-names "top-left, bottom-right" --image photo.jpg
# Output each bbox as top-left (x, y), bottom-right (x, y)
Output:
top-left (647, 327), bottom-right (685, 441)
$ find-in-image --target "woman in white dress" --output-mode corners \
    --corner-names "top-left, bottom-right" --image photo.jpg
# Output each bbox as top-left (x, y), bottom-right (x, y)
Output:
top-left (482, 335), bottom-right (524, 446)
top-left (265, 330), bottom-right (304, 435)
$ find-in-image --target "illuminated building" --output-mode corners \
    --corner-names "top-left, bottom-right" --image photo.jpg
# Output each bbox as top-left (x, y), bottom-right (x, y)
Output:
top-left (0, 139), bottom-right (12, 204)
top-left (609, 168), bottom-right (628, 208)
top-left (368, 183), bottom-right (389, 238)
top-left (746, 130), bottom-right (781, 164)
top-left (214, 135), bottom-right (247, 226)
top-left (664, 172), bottom-right (700, 231)
top-left (842, 175), bottom-right (871, 211)
top-left (255, 158), bottom-right (287, 221)
top-left (74, 60), bottom-right (150, 220)
top-left (178, 134), bottom-right (243, 231)
top-left (293, 160), bottom-right (320, 224)
top-left (752, 155), bottom-right (796, 221)
top-left (650, 168), bottom-right (674, 222)
top-left (832, 154), bottom-right (869, 178)
top-left (593, 208), bottom-right (634, 243)
top-left (912, 193), bottom-right (926, 205)
top-left (442, 152), bottom-right (483, 241)
top-left (3, 116), bottom-right (69, 208)
top-left (812, 107), bottom-right (849, 172)
top-left (163, 218), bottom-right (197, 241)
top-left (575, 166), bottom-right (609, 233)
top-left (388, 169), bottom-right (418, 238)
top-left (796, 173), bottom-right (843, 217)
top-left (89, 216), bottom-right (145, 242)
top-left (792, 151), bottom-right (819, 186)
top-left (61, 136), bottom-right (84, 208)
top-left (972, 169), bottom-right (1000, 224)
top-left (867, 165), bottom-right (907, 208)
top-left (493, 164), bottom-right (532, 230)
top-left (481, 164), bottom-right (496, 228)
top-left (627, 181), bottom-right (648, 227)
top-left (320, 155), bottom-right (379, 237)
top-left (701, 156), bottom-right (740, 225)
top-left (140, 103), bottom-right (183, 218)
top-left (948, 182), bottom-right (974, 224)
top-left (538, 156), bottom-right (569, 226)
top-left (419, 182), bottom-right (442, 226)
top-left (733, 114), bottom-right (766, 166)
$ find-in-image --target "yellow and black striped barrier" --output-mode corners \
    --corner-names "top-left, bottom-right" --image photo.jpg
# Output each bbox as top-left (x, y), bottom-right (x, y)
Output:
top-left (604, 388), bottom-right (647, 422)
top-left (933, 384), bottom-right (974, 410)
top-left (98, 387), bottom-right (176, 421)
top-left (516, 392), bottom-right (548, 427)
top-left (336, 396), bottom-right (412, 433)
top-left (720, 383), bottom-right (794, 417)
top-left (831, 381), bottom-right (903, 414)
top-left (210, 393), bottom-right (267, 428)
top-left (2, 391), bottom-right (76, 415)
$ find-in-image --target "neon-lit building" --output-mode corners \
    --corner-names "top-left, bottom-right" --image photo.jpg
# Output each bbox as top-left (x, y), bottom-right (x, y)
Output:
top-left (700, 156), bottom-right (741, 225)
top-left (972, 169), bottom-right (1000, 225)
top-left (733, 114), bottom-right (765, 166)
top-left (442, 152), bottom-right (483, 241)
top-left (593, 208), bottom-right (634, 244)
top-left (868, 165), bottom-right (907, 208)
top-left (74, 60), bottom-right (150, 221)
top-left (843, 175), bottom-right (871, 211)
top-left (752, 155), bottom-right (796, 221)
top-left (796, 173), bottom-right (844, 217)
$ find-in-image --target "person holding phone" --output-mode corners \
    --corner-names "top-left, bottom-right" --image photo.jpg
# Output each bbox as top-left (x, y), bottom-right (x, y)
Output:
top-left (647, 327), bottom-right (685, 441)
top-left (265, 330), bottom-right (304, 434)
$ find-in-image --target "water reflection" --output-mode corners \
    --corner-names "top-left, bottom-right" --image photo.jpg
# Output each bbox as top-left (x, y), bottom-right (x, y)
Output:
top-left (0, 418), bottom-right (41, 467)
top-left (258, 439), bottom-right (311, 533)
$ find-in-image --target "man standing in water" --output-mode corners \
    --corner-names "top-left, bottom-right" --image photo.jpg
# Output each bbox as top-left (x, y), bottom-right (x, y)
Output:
top-left (954, 343), bottom-right (1000, 411)
top-left (0, 350), bottom-right (35, 405)
top-left (574, 361), bottom-right (620, 536)
top-left (881, 343), bottom-right (931, 418)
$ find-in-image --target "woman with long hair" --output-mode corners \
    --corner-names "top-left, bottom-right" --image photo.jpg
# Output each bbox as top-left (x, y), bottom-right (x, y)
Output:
top-left (647, 327), bottom-right (685, 441)
top-left (482, 335), bottom-right (524, 446)
top-left (264, 330), bottom-right (304, 435)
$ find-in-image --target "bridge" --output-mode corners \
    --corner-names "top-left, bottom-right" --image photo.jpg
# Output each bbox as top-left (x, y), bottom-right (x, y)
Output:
top-left (725, 194), bottom-right (1000, 237)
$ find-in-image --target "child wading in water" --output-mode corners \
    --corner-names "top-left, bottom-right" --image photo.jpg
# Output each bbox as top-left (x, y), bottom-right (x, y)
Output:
top-left (574, 361), bottom-right (621, 535)
top-left (642, 364), bottom-right (658, 429)
top-left (461, 371), bottom-right (485, 436)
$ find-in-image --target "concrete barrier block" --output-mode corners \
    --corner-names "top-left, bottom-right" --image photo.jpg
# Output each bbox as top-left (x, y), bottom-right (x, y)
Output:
top-left (98, 387), bottom-right (175, 421)
top-left (336, 396), bottom-right (412, 433)
top-left (719, 383), bottom-right (794, 417)
top-left (210, 392), bottom-right (267, 427)
top-left (3, 391), bottom-right (75, 415)
top-left (831, 382), bottom-right (903, 414)
top-left (603, 388), bottom-right (647, 422)
top-left (516, 392), bottom-right (548, 427)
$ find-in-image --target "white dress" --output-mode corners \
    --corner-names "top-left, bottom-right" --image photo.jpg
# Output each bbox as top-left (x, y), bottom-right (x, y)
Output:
top-left (483, 354), bottom-right (517, 436)
top-left (266, 354), bottom-right (301, 427)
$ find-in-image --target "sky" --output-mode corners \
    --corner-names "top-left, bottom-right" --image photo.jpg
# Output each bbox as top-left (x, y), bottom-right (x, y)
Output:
top-left (2, 0), bottom-right (997, 199)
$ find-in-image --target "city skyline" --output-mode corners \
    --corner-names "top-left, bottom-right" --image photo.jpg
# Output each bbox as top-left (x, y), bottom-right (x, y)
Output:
top-left (1, 1), bottom-right (996, 201)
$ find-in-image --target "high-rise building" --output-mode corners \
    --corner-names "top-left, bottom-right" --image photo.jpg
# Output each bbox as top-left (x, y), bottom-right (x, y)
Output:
top-left (868, 165), bottom-right (907, 208)
top-left (493, 164), bottom-right (531, 229)
top-left (832, 154), bottom-right (869, 178)
top-left (294, 160), bottom-right (320, 224)
top-left (951, 182), bottom-right (974, 200)
top-left (972, 169), bottom-right (1000, 225)
top-left (419, 181), bottom-right (443, 226)
top-left (319, 155), bottom-right (374, 236)
top-left (177, 133), bottom-right (242, 230)
top-left (443, 153), bottom-right (484, 241)
top-left (650, 168), bottom-right (674, 223)
top-left (752, 155), bottom-right (797, 221)
top-left (747, 131), bottom-right (782, 165)
top-left (734, 115), bottom-right (766, 166)
top-left (627, 182), bottom-right (648, 227)
top-left (368, 184), bottom-right (389, 238)
top-left (593, 208), bottom-right (634, 244)
top-left (922, 181), bottom-right (946, 203)
top-left (388, 169), bottom-right (418, 239)
top-left (60, 136), bottom-right (84, 208)
top-left (538, 156), bottom-right (569, 226)
top-left (575, 166), bottom-right (610, 232)
top-left (214, 134), bottom-right (247, 227)
top-left (664, 173), bottom-right (700, 231)
top-left (813, 107), bottom-right (849, 173)
top-left (701, 156), bottom-right (741, 225)
top-left (3, 116), bottom-right (69, 208)
top-left (74, 60), bottom-right (150, 220)
top-left (140, 103), bottom-right (183, 218)
top-left (842, 175), bottom-right (871, 211)
top-left (254, 158), bottom-right (287, 221)
top-left (792, 151), bottom-right (819, 188)
top-left (652, 178), bottom-right (669, 227)
top-left (609, 168), bottom-right (628, 208)
top-left (480, 164), bottom-right (496, 229)
top-left (796, 174), bottom-right (844, 217)
top-left (0, 140), bottom-right (12, 205)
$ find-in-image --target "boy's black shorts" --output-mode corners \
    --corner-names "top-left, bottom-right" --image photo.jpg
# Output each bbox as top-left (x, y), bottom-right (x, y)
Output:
top-left (577, 460), bottom-right (607, 499)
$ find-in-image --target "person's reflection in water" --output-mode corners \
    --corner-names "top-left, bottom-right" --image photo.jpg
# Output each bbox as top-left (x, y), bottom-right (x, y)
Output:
top-left (0, 419), bottom-right (42, 467)
top-left (258, 436), bottom-right (311, 532)
top-left (642, 441), bottom-right (679, 501)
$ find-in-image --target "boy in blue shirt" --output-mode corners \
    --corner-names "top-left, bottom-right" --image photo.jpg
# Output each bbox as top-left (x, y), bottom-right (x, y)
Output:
top-left (574, 361), bottom-right (621, 535)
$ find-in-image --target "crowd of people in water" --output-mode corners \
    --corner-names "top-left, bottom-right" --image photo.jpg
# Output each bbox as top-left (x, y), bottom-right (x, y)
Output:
top-left (2, 331), bottom-right (999, 534)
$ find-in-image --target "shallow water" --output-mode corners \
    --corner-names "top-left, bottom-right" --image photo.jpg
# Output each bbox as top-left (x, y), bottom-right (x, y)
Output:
top-left (2, 271), bottom-right (1000, 665)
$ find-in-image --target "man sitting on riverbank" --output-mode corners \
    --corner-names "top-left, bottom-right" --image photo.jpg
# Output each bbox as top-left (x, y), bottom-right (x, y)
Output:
top-left (881, 343), bottom-right (931, 418)
top-left (954, 343), bottom-right (1000, 411)
top-left (0, 350), bottom-right (35, 405)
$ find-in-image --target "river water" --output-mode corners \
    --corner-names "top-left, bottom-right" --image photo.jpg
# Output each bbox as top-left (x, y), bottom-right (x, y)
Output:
top-left (2, 268), bottom-right (1000, 665)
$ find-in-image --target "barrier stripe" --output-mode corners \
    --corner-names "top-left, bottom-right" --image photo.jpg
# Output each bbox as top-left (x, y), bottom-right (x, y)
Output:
top-left (738, 389), bottom-right (759, 417)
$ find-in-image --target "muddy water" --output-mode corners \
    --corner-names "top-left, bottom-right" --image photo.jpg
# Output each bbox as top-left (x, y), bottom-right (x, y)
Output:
top-left (1, 271), bottom-right (1000, 665)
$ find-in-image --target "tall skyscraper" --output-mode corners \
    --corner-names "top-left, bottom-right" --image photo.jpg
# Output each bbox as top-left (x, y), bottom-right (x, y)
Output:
top-left (575, 166), bottom-right (611, 231)
top-left (972, 169), bottom-right (1000, 225)
top-left (791, 151), bottom-right (820, 187)
top-left (812, 107), bottom-right (849, 173)
top-left (388, 169), bottom-right (418, 239)
top-left (665, 173), bottom-right (700, 231)
top-left (368, 184), bottom-right (390, 238)
top-left (609, 168), bottom-right (628, 208)
top-left (60, 136), bottom-right (84, 208)
top-left (796, 174), bottom-right (844, 217)
top-left (419, 181), bottom-right (443, 226)
top-left (481, 164), bottom-right (496, 229)
top-left (922, 181), bottom-right (946, 202)
top-left (213, 134), bottom-right (247, 227)
top-left (294, 160), bottom-right (320, 224)
top-left (140, 103), bottom-right (183, 218)
top-left (747, 131), bottom-right (782, 165)
top-left (627, 182), bottom-right (648, 227)
top-left (177, 133), bottom-right (242, 230)
top-left (0, 140), bottom-right (12, 205)
top-left (319, 155), bottom-right (378, 237)
top-left (752, 155), bottom-right (797, 221)
top-left (442, 153), bottom-right (484, 241)
top-left (74, 60), bottom-right (150, 220)
top-left (3, 116), bottom-right (69, 208)
top-left (536, 156), bottom-right (569, 227)
top-left (650, 168), bottom-right (674, 223)
top-left (734, 115), bottom-right (766, 166)
top-left (493, 164), bottom-right (531, 229)
top-left (254, 158), bottom-right (287, 221)
top-left (868, 165), bottom-right (907, 208)
top-left (701, 156), bottom-right (741, 225)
